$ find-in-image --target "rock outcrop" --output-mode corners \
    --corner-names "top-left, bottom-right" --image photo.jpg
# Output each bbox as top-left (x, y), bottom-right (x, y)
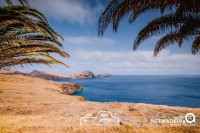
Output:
top-left (60, 83), bottom-right (83, 94)
top-left (70, 70), bottom-right (95, 79)
top-left (97, 73), bottom-right (111, 78)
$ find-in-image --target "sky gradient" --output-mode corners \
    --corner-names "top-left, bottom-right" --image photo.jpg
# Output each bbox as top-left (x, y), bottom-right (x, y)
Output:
top-left (8, 0), bottom-right (200, 75)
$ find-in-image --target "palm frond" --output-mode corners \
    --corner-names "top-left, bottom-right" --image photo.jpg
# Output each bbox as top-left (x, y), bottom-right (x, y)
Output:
top-left (133, 13), bottom-right (200, 50)
top-left (4, 0), bottom-right (13, 6)
top-left (192, 36), bottom-right (200, 54)
top-left (4, 0), bottom-right (29, 6)
top-left (0, 57), bottom-right (68, 68)
top-left (154, 32), bottom-right (184, 56)
top-left (98, 0), bottom-right (200, 55)
top-left (18, 0), bottom-right (29, 6)
top-left (98, 0), bottom-right (123, 35)
top-left (98, 0), bottom-right (200, 35)
top-left (0, 43), bottom-right (69, 59)
top-left (0, 6), bottom-right (47, 22)
top-left (0, 1), bottom-right (69, 68)
top-left (37, 21), bottom-right (64, 41)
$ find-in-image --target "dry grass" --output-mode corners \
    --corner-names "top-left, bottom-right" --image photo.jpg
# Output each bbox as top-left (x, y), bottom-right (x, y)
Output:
top-left (0, 125), bottom-right (200, 133)
top-left (0, 71), bottom-right (199, 133)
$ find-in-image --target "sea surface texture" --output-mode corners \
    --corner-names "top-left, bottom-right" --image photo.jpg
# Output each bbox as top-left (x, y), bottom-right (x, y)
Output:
top-left (58, 76), bottom-right (200, 108)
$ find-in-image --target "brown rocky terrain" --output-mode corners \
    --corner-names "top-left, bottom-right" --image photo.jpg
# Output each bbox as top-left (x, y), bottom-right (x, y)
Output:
top-left (30, 70), bottom-right (71, 80)
top-left (70, 70), bottom-right (95, 79)
top-left (0, 70), bottom-right (111, 80)
top-left (0, 70), bottom-right (199, 133)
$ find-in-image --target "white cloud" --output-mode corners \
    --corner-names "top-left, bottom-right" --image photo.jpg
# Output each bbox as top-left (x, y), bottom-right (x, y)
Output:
top-left (64, 36), bottom-right (115, 45)
top-left (30, 0), bottom-right (102, 24)
top-left (69, 50), bottom-right (200, 75)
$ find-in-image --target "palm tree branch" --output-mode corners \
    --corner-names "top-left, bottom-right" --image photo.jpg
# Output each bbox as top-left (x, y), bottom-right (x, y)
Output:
top-left (133, 13), bottom-right (200, 50)
top-left (192, 36), bottom-right (200, 54)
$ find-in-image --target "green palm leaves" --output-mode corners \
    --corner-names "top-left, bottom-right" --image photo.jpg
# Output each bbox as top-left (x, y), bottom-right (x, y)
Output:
top-left (0, 0), bottom-right (69, 68)
top-left (98, 0), bottom-right (200, 55)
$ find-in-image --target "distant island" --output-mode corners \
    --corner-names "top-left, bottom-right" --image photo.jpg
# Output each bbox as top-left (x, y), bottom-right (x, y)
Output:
top-left (1, 70), bottom-right (111, 80)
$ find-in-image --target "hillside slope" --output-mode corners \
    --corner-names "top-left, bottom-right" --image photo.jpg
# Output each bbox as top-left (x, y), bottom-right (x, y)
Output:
top-left (0, 72), bottom-right (199, 133)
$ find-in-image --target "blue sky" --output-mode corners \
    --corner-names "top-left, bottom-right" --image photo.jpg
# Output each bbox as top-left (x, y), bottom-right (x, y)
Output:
top-left (10, 0), bottom-right (200, 75)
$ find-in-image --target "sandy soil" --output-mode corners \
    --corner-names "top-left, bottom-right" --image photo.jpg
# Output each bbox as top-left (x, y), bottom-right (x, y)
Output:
top-left (0, 72), bottom-right (200, 133)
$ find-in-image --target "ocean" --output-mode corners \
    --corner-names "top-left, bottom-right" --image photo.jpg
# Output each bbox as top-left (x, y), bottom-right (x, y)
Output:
top-left (58, 75), bottom-right (200, 108)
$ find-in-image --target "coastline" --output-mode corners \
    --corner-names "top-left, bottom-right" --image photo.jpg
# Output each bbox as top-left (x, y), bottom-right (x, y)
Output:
top-left (0, 72), bottom-right (199, 132)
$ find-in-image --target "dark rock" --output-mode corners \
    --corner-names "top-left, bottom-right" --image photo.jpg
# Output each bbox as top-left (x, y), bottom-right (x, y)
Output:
top-left (61, 83), bottom-right (83, 94)
top-left (129, 108), bottom-right (137, 112)
top-left (119, 121), bottom-right (124, 125)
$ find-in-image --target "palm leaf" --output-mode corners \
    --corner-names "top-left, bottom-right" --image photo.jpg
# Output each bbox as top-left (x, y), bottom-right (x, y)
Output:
top-left (0, 57), bottom-right (68, 68)
top-left (133, 13), bottom-right (200, 50)
top-left (192, 37), bottom-right (200, 54)
top-left (0, 43), bottom-right (69, 58)
top-left (0, 1), bottom-right (69, 68)
top-left (98, 0), bottom-right (200, 55)
top-left (4, 0), bottom-right (29, 6)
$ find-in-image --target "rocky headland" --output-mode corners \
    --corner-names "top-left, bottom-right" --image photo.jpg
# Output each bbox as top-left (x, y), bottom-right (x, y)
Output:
top-left (9, 70), bottom-right (111, 80)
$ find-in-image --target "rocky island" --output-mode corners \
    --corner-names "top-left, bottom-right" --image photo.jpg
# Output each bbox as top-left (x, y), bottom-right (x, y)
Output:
top-left (97, 73), bottom-right (111, 78)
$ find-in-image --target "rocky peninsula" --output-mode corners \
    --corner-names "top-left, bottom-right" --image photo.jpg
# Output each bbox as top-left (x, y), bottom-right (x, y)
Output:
top-left (0, 70), bottom-right (111, 80)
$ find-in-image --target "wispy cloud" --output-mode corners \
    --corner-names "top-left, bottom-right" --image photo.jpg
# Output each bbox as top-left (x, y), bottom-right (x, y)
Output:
top-left (64, 36), bottom-right (115, 45)
top-left (70, 50), bottom-right (200, 75)
top-left (30, 0), bottom-right (103, 25)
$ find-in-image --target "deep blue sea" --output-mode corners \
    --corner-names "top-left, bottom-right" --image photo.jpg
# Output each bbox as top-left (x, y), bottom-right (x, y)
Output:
top-left (58, 76), bottom-right (200, 108)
